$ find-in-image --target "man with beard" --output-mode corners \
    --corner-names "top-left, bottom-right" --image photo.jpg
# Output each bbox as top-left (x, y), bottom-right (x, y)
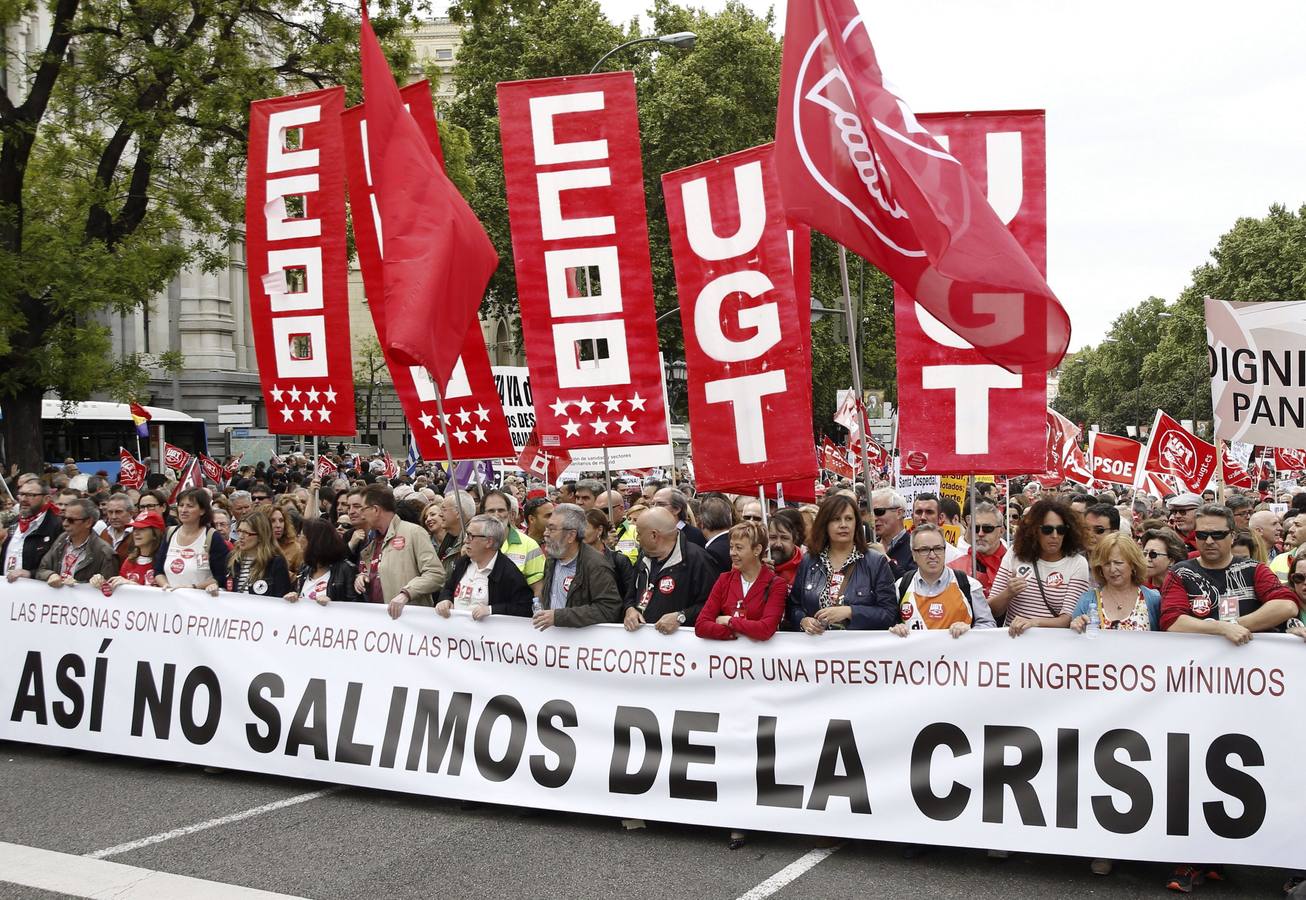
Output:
top-left (3, 480), bottom-right (61, 582)
top-left (768, 507), bottom-right (806, 587)
top-left (533, 503), bottom-right (621, 629)
top-left (949, 501), bottom-right (1007, 596)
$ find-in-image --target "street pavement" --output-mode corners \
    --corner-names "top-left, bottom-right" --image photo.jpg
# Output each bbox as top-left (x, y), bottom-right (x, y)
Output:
top-left (0, 740), bottom-right (1292, 899)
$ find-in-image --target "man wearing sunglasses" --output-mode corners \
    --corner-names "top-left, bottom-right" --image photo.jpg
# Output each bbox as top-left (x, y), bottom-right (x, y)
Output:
top-left (1082, 504), bottom-right (1119, 556)
top-left (34, 498), bottom-right (118, 587)
top-left (1159, 504), bottom-right (1298, 645)
top-left (871, 487), bottom-right (914, 579)
top-left (950, 501), bottom-right (1006, 595)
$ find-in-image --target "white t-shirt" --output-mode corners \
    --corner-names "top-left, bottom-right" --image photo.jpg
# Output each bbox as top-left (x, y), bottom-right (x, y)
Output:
top-left (992, 552), bottom-right (1091, 621)
top-left (163, 528), bottom-right (212, 588)
top-left (739, 575), bottom-right (754, 598)
top-left (4, 511), bottom-right (46, 575)
top-left (303, 570), bottom-right (331, 604)
top-left (452, 555), bottom-right (496, 610)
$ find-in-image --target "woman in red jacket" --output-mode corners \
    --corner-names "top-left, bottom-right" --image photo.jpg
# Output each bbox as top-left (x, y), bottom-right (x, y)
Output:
top-left (695, 521), bottom-right (787, 642)
top-left (694, 519), bottom-right (787, 851)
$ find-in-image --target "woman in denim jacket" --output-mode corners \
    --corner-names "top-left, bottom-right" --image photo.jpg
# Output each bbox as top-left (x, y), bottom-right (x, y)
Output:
top-left (787, 493), bottom-right (897, 634)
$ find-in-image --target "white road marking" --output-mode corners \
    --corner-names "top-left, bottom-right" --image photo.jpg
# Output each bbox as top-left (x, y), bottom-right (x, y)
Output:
top-left (85, 786), bottom-right (343, 859)
top-left (0, 840), bottom-right (307, 898)
top-left (735, 842), bottom-right (845, 900)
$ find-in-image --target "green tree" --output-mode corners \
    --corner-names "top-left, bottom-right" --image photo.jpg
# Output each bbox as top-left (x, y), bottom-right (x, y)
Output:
top-left (0, 0), bottom-right (424, 472)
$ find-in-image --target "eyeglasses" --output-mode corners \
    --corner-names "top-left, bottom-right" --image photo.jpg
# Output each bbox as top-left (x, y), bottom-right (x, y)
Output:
top-left (974, 524), bottom-right (999, 534)
top-left (1290, 573), bottom-right (1306, 585)
top-left (872, 507), bottom-right (901, 516)
top-left (742, 515), bottom-right (763, 522)
top-left (1194, 530), bottom-right (1231, 542)
top-left (1089, 525), bottom-right (1110, 535)
top-left (139, 502), bottom-right (159, 509)
top-left (466, 532), bottom-right (492, 541)
top-left (237, 529), bottom-right (256, 537)
top-left (17, 491), bottom-right (44, 499)
top-left (1143, 549), bottom-right (1167, 560)
top-left (252, 495), bottom-right (269, 502)
top-left (912, 545), bottom-right (946, 556)
top-left (62, 517), bottom-right (89, 524)
top-left (1039, 524), bottom-right (1069, 536)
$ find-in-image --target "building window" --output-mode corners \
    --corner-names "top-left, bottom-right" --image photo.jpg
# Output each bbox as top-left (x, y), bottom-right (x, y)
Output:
top-left (435, 48), bottom-right (453, 60)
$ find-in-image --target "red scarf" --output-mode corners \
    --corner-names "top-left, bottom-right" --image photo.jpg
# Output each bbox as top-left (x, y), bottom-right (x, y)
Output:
top-left (17, 501), bottom-right (55, 534)
top-left (772, 548), bottom-right (804, 586)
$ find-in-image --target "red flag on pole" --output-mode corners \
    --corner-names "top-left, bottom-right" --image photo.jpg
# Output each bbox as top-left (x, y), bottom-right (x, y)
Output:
top-left (117, 448), bottom-right (146, 489)
top-left (382, 451), bottom-right (399, 480)
top-left (517, 429), bottom-right (571, 486)
top-left (199, 454), bottom-right (228, 485)
top-left (774, 0), bottom-right (1070, 373)
top-left (163, 443), bottom-right (192, 473)
top-left (1139, 410), bottom-right (1217, 494)
top-left (1221, 444), bottom-right (1254, 489)
top-left (168, 459), bottom-right (203, 502)
top-left (224, 453), bottom-right (245, 477)
top-left (315, 455), bottom-right (339, 483)
top-left (357, 4), bottom-right (498, 390)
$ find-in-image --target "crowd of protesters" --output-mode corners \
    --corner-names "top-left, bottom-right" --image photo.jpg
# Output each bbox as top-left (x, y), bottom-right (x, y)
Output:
top-left (3, 454), bottom-right (1305, 889)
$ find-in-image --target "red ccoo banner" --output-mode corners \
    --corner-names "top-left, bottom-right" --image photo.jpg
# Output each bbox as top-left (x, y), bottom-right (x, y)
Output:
top-left (895, 111), bottom-right (1049, 475)
top-left (246, 87), bottom-right (355, 435)
top-left (341, 83), bottom-right (516, 462)
top-left (662, 143), bottom-right (818, 491)
top-left (497, 72), bottom-right (668, 450)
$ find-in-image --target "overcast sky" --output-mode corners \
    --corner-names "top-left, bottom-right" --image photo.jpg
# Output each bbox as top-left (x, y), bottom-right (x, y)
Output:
top-left (463, 0), bottom-right (1306, 350)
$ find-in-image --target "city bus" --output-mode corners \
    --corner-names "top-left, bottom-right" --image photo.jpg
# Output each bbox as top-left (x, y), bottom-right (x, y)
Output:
top-left (41, 400), bottom-right (208, 481)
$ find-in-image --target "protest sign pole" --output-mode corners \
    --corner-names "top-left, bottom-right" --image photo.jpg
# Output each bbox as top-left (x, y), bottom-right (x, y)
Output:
top-left (602, 446), bottom-right (615, 524)
top-left (839, 246), bottom-right (875, 502)
top-left (1215, 439), bottom-right (1225, 504)
top-left (967, 476), bottom-right (978, 576)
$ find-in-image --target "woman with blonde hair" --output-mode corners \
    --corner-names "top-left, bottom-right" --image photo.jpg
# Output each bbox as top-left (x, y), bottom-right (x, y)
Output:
top-left (268, 505), bottom-right (303, 575)
top-left (1070, 531), bottom-right (1161, 633)
top-left (226, 510), bottom-right (292, 597)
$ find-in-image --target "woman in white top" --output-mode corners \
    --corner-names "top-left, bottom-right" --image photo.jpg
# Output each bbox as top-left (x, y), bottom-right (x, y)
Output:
top-left (988, 497), bottom-right (1090, 635)
top-left (153, 488), bottom-right (228, 595)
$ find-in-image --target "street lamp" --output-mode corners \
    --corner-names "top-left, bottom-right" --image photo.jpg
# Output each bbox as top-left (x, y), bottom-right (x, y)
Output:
top-left (589, 32), bottom-right (696, 74)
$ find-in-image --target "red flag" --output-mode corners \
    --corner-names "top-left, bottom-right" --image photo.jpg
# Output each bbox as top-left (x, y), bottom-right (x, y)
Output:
top-left (341, 82), bottom-right (516, 462)
top-left (1088, 432), bottom-right (1144, 487)
top-left (163, 442), bottom-right (192, 472)
top-left (117, 448), bottom-right (146, 489)
top-left (315, 455), bottom-right (339, 482)
top-left (1221, 444), bottom-right (1254, 489)
top-left (517, 429), bottom-right (571, 485)
top-left (1273, 447), bottom-right (1306, 473)
top-left (661, 143), bottom-right (817, 491)
top-left (821, 437), bottom-right (855, 478)
top-left (128, 402), bottom-right (152, 422)
top-left (168, 459), bottom-right (202, 502)
top-left (224, 452), bottom-right (245, 476)
top-left (1140, 410), bottom-right (1217, 494)
top-left (199, 454), bottom-right (228, 485)
top-left (382, 451), bottom-right (399, 480)
top-left (774, 0), bottom-right (1070, 373)
top-left (1045, 409), bottom-right (1092, 487)
top-left (358, 6), bottom-right (497, 390)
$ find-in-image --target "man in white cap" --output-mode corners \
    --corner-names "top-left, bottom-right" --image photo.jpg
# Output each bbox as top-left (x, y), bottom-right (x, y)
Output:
top-left (1167, 492), bottom-right (1203, 553)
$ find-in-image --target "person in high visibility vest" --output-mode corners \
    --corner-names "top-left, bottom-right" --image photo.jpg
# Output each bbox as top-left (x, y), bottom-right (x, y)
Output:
top-left (481, 489), bottom-right (545, 600)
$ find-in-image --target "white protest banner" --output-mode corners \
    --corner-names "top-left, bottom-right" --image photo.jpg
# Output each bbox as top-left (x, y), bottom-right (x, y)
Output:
top-left (493, 365), bottom-right (672, 469)
top-left (1205, 298), bottom-right (1306, 445)
top-left (3, 583), bottom-right (1304, 868)
top-left (894, 459), bottom-right (941, 513)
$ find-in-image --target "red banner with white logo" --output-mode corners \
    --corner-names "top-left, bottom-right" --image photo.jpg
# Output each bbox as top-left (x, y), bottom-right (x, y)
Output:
top-left (1274, 447), bottom-right (1306, 473)
top-left (661, 143), bottom-right (817, 491)
top-left (895, 111), bottom-right (1049, 475)
top-left (821, 438), bottom-right (855, 478)
top-left (1088, 432), bottom-right (1144, 487)
top-left (163, 442), bottom-right (191, 473)
top-left (246, 87), bottom-right (355, 435)
top-left (774, 0), bottom-right (1069, 374)
top-left (1221, 444), bottom-right (1254, 489)
top-left (341, 83), bottom-right (516, 461)
top-left (314, 455), bottom-right (338, 483)
top-left (199, 455), bottom-right (228, 485)
top-left (117, 449), bottom-right (146, 489)
top-left (1140, 410), bottom-right (1216, 493)
top-left (497, 72), bottom-right (668, 450)
top-left (517, 428), bottom-right (572, 485)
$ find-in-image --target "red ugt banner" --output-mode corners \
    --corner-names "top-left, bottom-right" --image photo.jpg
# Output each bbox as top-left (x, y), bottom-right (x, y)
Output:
top-left (341, 83), bottom-right (516, 462)
top-left (497, 72), bottom-right (668, 450)
top-left (1140, 409), bottom-right (1217, 493)
top-left (895, 111), bottom-right (1049, 475)
top-left (246, 86), bottom-right (355, 435)
top-left (1088, 432), bottom-right (1144, 487)
top-left (662, 143), bottom-right (818, 491)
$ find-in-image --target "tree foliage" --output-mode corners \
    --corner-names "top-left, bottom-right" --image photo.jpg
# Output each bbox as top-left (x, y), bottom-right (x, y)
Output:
top-left (1054, 204), bottom-right (1306, 437)
top-left (0, 0), bottom-right (425, 471)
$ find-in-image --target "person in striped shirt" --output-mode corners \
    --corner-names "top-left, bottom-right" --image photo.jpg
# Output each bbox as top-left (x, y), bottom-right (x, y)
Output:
top-left (988, 497), bottom-right (1090, 635)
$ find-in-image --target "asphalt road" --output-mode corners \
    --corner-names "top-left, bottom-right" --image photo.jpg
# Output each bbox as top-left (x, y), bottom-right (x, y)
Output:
top-left (0, 740), bottom-right (1293, 899)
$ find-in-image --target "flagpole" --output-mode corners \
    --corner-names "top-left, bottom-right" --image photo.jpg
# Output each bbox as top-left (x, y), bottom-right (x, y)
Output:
top-left (967, 475), bottom-right (978, 577)
top-left (838, 245), bottom-right (875, 504)
top-left (602, 446), bottom-right (615, 525)
top-left (1215, 438), bottom-right (1225, 504)
top-left (432, 383), bottom-right (470, 534)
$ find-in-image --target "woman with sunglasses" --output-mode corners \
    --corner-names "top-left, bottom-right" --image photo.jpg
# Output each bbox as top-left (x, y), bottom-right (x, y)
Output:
top-left (988, 497), bottom-right (1090, 634)
top-left (1138, 527), bottom-right (1187, 590)
top-left (226, 510), bottom-right (292, 598)
top-left (1288, 554), bottom-right (1306, 639)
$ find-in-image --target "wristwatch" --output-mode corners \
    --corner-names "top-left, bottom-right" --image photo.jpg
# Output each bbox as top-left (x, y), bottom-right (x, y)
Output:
top-left (676, 612), bottom-right (686, 624)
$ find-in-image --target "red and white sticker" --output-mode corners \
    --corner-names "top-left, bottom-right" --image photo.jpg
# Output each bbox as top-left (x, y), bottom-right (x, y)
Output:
top-left (170, 558), bottom-right (186, 575)
top-left (658, 576), bottom-right (676, 594)
top-left (562, 575), bottom-right (574, 593)
top-left (899, 602), bottom-right (914, 622)
top-left (392, 536), bottom-right (406, 551)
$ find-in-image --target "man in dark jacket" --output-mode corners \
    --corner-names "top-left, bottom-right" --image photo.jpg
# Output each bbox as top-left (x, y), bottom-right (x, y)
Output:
top-left (436, 514), bottom-right (534, 619)
top-left (533, 504), bottom-right (622, 629)
top-left (623, 507), bottom-right (716, 635)
top-left (697, 494), bottom-right (734, 578)
top-left (4, 480), bottom-right (62, 582)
